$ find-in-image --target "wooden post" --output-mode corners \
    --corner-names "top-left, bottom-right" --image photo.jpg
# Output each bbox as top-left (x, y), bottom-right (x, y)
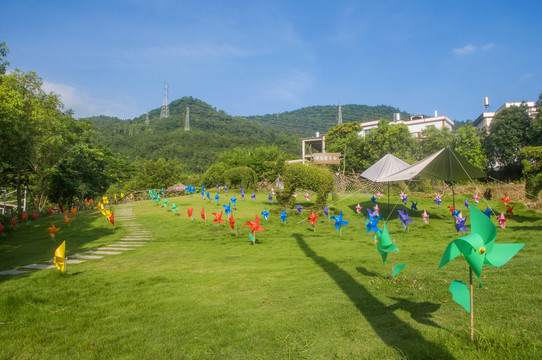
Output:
top-left (342, 145), bottom-right (347, 175)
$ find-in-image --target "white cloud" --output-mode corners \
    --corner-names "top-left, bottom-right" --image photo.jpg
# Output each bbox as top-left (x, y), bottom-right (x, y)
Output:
top-left (42, 81), bottom-right (138, 119)
top-left (453, 44), bottom-right (476, 55)
top-left (481, 43), bottom-right (494, 51)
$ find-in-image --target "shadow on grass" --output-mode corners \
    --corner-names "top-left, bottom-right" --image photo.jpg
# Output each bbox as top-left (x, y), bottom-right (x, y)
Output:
top-left (294, 233), bottom-right (454, 359)
top-left (387, 296), bottom-right (442, 328)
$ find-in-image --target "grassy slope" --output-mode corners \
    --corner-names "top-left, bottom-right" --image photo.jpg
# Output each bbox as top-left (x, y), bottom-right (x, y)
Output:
top-left (0, 192), bottom-right (541, 359)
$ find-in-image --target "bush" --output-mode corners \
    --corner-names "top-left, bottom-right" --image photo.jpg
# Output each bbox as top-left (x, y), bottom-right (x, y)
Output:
top-left (521, 146), bottom-right (542, 199)
top-left (223, 166), bottom-right (258, 189)
top-left (202, 162), bottom-right (230, 187)
top-left (277, 164), bottom-right (334, 207)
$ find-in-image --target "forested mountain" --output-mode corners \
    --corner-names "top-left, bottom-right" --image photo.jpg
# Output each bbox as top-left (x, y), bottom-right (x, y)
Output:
top-left (85, 97), bottom-right (299, 174)
top-left (247, 105), bottom-right (410, 137)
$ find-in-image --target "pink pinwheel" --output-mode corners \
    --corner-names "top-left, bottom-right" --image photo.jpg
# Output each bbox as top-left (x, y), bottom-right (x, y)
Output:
top-left (305, 193), bottom-right (310, 201)
top-left (375, 192), bottom-right (383, 199)
top-left (356, 203), bottom-right (362, 213)
top-left (434, 193), bottom-right (443, 208)
top-left (292, 192), bottom-right (297, 198)
top-left (506, 204), bottom-right (514, 215)
top-left (399, 191), bottom-right (407, 201)
top-left (472, 193), bottom-right (480, 205)
top-left (271, 188), bottom-right (275, 195)
top-left (373, 204), bottom-right (380, 217)
top-left (497, 212), bottom-right (507, 229)
top-left (422, 209), bottom-right (429, 224)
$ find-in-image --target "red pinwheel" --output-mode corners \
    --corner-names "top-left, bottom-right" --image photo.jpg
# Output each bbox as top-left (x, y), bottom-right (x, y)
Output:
top-left (109, 212), bottom-right (115, 226)
top-left (243, 215), bottom-right (265, 244)
top-left (187, 208), bottom-right (194, 220)
top-left (64, 213), bottom-right (71, 228)
top-left (506, 204), bottom-right (514, 215)
top-left (229, 214), bottom-right (235, 231)
top-left (0, 222), bottom-right (4, 237)
top-left (11, 217), bottom-right (17, 230)
top-left (22, 211), bottom-right (28, 223)
top-left (212, 211), bottom-right (226, 226)
top-left (201, 207), bottom-right (206, 222)
top-left (500, 196), bottom-right (512, 206)
top-left (448, 206), bottom-right (455, 215)
top-left (32, 210), bottom-right (38, 220)
top-left (308, 210), bottom-right (319, 231)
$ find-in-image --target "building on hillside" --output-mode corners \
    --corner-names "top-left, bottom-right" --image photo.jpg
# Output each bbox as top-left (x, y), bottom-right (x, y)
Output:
top-left (358, 113), bottom-right (454, 141)
top-left (473, 101), bottom-right (538, 131)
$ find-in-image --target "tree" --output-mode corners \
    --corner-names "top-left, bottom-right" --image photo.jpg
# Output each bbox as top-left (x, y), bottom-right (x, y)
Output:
top-left (129, 158), bottom-right (182, 190)
top-left (363, 119), bottom-right (417, 167)
top-left (520, 146), bottom-right (542, 199)
top-left (454, 124), bottom-right (486, 170)
top-left (0, 41), bottom-right (8, 75)
top-left (485, 105), bottom-right (533, 180)
top-left (326, 122), bottom-right (360, 145)
top-left (0, 70), bottom-right (82, 212)
top-left (419, 126), bottom-right (455, 159)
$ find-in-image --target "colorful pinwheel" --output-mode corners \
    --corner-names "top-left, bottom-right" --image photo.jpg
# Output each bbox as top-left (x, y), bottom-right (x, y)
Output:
top-left (434, 194), bottom-right (443, 208)
top-left (373, 204), bottom-right (380, 217)
top-left (455, 213), bottom-right (467, 233)
top-left (231, 196), bottom-right (237, 207)
top-left (366, 211), bottom-right (381, 233)
top-left (164, 198), bottom-right (169, 207)
top-left (451, 208), bottom-right (461, 218)
top-left (330, 210), bottom-right (348, 235)
top-left (448, 206), bottom-right (456, 215)
top-left (464, 198), bottom-right (470, 210)
top-left (472, 193), bottom-right (480, 205)
top-left (187, 208), bottom-right (194, 220)
top-left (356, 203), bottom-right (362, 213)
top-left (410, 201), bottom-right (418, 211)
top-left (201, 207), bottom-right (206, 222)
top-left (371, 195), bottom-right (376, 205)
top-left (261, 208), bottom-right (270, 220)
top-left (271, 188), bottom-right (275, 195)
top-left (251, 193), bottom-right (256, 200)
top-left (229, 214), bottom-right (235, 231)
top-left (0, 222), bottom-right (5, 237)
top-left (397, 209), bottom-right (413, 230)
top-left (323, 204), bottom-right (329, 218)
top-left (22, 211), bottom-right (28, 224)
top-left (308, 210), bottom-right (319, 230)
top-left (64, 213), bottom-right (71, 228)
top-left (506, 204), bottom-right (514, 215)
top-left (497, 212), bottom-right (507, 229)
top-left (305, 193), bottom-right (310, 201)
top-left (292, 192), bottom-right (297, 198)
top-left (500, 196), bottom-right (511, 206)
top-left (243, 215), bottom-right (265, 244)
top-left (280, 210), bottom-right (287, 223)
top-left (422, 209), bottom-right (429, 224)
top-left (32, 210), bottom-right (38, 221)
top-left (54, 241), bottom-right (66, 273)
top-left (215, 194), bottom-right (220, 204)
top-left (240, 188), bottom-right (245, 200)
top-left (172, 203), bottom-right (179, 214)
top-left (46, 222), bottom-right (61, 240)
top-left (296, 204), bottom-right (303, 214)
top-left (206, 192), bottom-right (210, 200)
top-left (109, 212), bottom-right (115, 227)
top-left (225, 185), bottom-right (228, 193)
top-left (11, 217), bottom-right (17, 230)
top-left (212, 211), bottom-right (226, 226)
top-left (483, 207), bottom-right (493, 218)
top-left (268, 194), bottom-right (273, 203)
top-left (375, 192), bottom-right (383, 199)
top-left (376, 221), bottom-right (398, 265)
top-left (366, 208), bottom-right (378, 218)
top-left (223, 202), bottom-right (233, 216)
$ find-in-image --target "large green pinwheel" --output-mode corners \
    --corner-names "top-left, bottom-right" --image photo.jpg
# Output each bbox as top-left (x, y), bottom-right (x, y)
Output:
top-left (439, 205), bottom-right (524, 288)
top-left (376, 221), bottom-right (405, 278)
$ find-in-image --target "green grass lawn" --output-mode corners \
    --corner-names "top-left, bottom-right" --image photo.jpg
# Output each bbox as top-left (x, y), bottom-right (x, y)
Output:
top-left (1, 190), bottom-right (541, 359)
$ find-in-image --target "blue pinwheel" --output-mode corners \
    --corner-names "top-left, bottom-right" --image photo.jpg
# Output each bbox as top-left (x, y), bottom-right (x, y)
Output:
top-left (280, 210), bottom-right (287, 223)
top-left (455, 214), bottom-right (467, 233)
top-left (397, 209), bottom-right (413, 230)
top-left (201, 188), bottom-right (205, 198)
top-left (261, 208), bottom-right (270, 220)
top-left (215, 193), bottom-right (220, 204)
top-left (410, 201), bottom-right (418, 211)
top-left (216, 184), bottom-right (219, 191)
top-left (366, 208), bottom-right (378, 218)
top-left (296, 204), bottom-right (303, 214)
top-left (206, 191), bottom-right (210, 200)
top-left (268, 194), bottom-right (273, 203)
top-left (224, 185), bottom-right (228, 193)
top-left (231, 196), bottom-right (237, 207)
top-left (451, 208), bottom-right (461, 218)
top-left (402, 196), bottom-right (408, 205)
top-left (366, 211), bottom-right (381, 233)
top-left (330, 210), bottom-right (348, 235)
top-left (223, 202), bottom-right (233, 216)
top-left (464, 198), bottom-right (469, 210)
top-left (483, 207), bottom-right (493, 218)
top-left (251, 193), bottom-right (256, 200)
top-left (324, 204), bottom-right (329, 217)
top-left (371, 195), bottom-right (376, 205)
top-left (434, 196), bottom-right (442, 208)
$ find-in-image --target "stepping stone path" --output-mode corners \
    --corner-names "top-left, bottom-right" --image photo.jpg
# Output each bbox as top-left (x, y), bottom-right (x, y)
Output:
top-left (1, 203), bottom-right (154, 275)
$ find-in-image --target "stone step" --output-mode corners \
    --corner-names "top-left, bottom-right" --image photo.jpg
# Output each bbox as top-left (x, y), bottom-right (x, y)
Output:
top-left (85, 250), bottom-right (122, 255)
top-left (21, 264), bottom-right (56, 270)
top-left (71, 254), bottom-right (103, 259)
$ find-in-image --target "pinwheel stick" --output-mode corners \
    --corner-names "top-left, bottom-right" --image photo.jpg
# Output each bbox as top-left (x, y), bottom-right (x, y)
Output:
top-left (470, 267), bottom-right (474, 342)
top-left (391, 239), bottom-right (395, 278)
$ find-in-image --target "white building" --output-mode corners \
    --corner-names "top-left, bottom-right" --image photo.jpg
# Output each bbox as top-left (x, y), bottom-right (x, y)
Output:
top-left (473, 101), bottom-right (537, 131)
top-left (358, 113), bottom-right (454, 140)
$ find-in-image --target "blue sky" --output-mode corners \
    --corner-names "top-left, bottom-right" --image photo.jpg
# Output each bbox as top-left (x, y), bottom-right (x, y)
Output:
top-left (1, 0), bottom-right (540, 122)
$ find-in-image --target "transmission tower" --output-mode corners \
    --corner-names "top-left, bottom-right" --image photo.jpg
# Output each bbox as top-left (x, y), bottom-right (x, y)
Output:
top-left (337, 104), bottom-right (343, 124)
top-left (160, 82), bottom-right (169, 119)
top-left (145, 113), bottom-right (150, 126)
top-left (184, 106), bottom-right (190, 131)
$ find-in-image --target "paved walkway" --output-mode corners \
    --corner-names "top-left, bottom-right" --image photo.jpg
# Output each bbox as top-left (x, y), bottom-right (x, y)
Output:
top-left (0, 204), bottom-right (153, 276)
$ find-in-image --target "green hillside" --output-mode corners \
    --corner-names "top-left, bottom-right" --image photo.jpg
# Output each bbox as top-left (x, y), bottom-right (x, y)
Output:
top-left (85, 97), bottom-right (299, 174)
top-left (248, 104), bottom-right (411, 137)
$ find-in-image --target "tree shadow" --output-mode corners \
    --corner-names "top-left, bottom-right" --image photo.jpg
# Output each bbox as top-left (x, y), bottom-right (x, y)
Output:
top-left (293, 233), bottom-right (454, 359)
top-left (387, 296), bottom-right (442, 328)
top-left (356, 266), bottom-right (379, 277)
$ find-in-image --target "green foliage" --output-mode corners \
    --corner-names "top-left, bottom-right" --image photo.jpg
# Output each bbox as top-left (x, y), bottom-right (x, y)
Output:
top-left (128, 158), bottom-right (183, 190)
top-left (277, 164), bottom-right (333, 207)
top-left (363, 119), bottom-right (417, 167)
top-left (223, 166), bottom-right (258, 189)
top-left (201, 162), bottom-right (230, 187)
top-left (218, 145), bottom-right (291, 181)
top-left (0, 41), bottom-right (8, 75)
top-left (86, 97), bottom-right (299, 174)
top-left (419, 127), bottom-right (455, 158)
top-left (521, 146), bottom-right (542, 199)
top-left (485, 106), bottom-right (534, 180)
top-left (454, 124), bottom-right (486, 170)
top-left (326, 122), bottom-right (360, 144)
top-left (248, 104), bottom-right (409, 137)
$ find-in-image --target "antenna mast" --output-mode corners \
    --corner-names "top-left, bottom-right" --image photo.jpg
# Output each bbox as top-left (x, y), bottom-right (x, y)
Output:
top-left (184, 106), bottom-right (190, 131)
top-left (145, 113), bottom-right (150, 126)
top-left (160, 82), bottom-right (169, 119)
top-left (338, 104), bottom-right (343, 124)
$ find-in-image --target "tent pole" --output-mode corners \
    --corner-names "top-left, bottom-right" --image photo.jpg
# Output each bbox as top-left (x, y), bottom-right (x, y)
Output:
top-left (448, 148), bottom-right (455, 208)
top-left (387, 182), bottom-right (390, 217)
